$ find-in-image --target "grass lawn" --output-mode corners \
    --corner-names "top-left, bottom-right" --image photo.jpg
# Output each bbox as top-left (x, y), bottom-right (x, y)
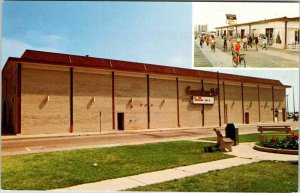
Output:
top-left (202, 130), bottom-right (299, 143)
top-left (129, 161), bottom-right (298, 192)
top-left (2, 141), bottom-right (233, 190)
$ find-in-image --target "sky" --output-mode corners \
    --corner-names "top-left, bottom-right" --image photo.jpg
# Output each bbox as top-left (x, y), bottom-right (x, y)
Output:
top-left (193, 2), bottom-right (299, 31)
top-left (2, 1), bottom-right (299, 112)
top-left (2, 2), bottom-right (192, 68)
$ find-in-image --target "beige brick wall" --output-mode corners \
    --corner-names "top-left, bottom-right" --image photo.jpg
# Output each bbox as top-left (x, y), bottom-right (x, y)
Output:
top-left (244, 86), bottom-right (259, 124)
top-left (178, 80), bottom-right (202, 127)
top-left (224, 84), bottom-right (243, 124)
top-left (21, 67), bottom-right (70, 134)
top-left (260, 86), bottom-right (273, 123)
top-left (73, 71), bottom-right (112, 133)
top-left (203, 82), bottom-right (220, 127)
top-left (115, 74), bottom-right (147, 130)
top-left (273, 88), bottom-right (286, 122)
top-left (150, 77), bottom-right (177, 128)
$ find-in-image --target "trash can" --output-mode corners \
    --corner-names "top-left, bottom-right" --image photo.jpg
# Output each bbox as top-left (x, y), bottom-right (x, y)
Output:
top-left (225, 123), bottom-right (239, 146)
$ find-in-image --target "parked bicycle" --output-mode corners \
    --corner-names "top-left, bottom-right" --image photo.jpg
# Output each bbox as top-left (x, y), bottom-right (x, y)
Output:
top-left (232, 52), bottom-right (246, 67)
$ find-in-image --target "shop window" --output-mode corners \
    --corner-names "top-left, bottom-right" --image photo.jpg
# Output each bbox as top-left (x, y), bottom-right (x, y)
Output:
top-left (266, 28), bottom-right (274, 43)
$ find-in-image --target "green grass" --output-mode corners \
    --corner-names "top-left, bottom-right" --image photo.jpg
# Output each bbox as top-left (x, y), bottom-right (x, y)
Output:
top-left (202, 130), bottom-right (299, 143)
top-left (129, 161), bottom-right (298, 192)
top-left (1, 141), bottom-right (233, 190)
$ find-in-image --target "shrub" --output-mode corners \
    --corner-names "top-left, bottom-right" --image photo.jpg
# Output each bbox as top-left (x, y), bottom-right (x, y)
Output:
top-left (260, 132), bottom-right (298, 150)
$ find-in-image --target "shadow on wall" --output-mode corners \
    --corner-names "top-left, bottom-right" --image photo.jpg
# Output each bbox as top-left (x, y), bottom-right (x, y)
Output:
top-left (39, 96), bottom-right (48, 109)
top-left (87, 98), bottom-right (95, 109)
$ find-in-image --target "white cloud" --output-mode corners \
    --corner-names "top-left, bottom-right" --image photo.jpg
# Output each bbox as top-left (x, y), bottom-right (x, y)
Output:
top-left (2, 37), bottom-right (64, 67)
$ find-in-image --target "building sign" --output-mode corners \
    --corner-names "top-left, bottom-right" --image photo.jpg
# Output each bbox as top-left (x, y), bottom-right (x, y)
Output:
top-left (226, 14), bottom-right (237, 25)
top-left (191, 96), bottom-right (214, 105)
top-left (185, 86), bottom-right (218, 96)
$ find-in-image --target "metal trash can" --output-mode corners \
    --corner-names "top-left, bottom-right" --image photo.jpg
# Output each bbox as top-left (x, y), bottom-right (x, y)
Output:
top-left (225, 123), bottom-right (239, 146)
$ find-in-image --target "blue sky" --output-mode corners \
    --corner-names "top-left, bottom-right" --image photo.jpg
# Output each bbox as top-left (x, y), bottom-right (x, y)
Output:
top-left (2, 2), bottom-right (298, 111)
top-left (2, 2), bottom-right (192, 67)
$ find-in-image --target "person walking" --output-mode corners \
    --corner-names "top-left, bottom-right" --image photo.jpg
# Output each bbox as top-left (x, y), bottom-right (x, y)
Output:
top-left (254, 36), bottom-right (259, 51)
top-left (248, 36), bottom-right (253, 48)
top-left (242, 36), bottom-right (248, 51)
top-left (233, 39), bottom-right (241, 66)
top-left (262, 36), bottom-right (268, 50)
top-left (211, 35), bottom-right (216, 52)
top-left (223, 36), bottom-right (227, 51)
top-left (206, 35), bottom-right (210, 46)
top-left (200, 36), bottom-right (204, 48)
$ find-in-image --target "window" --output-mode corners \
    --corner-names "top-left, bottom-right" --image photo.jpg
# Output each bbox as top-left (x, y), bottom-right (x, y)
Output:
top-left (265, 28), bottom-right (274, 42)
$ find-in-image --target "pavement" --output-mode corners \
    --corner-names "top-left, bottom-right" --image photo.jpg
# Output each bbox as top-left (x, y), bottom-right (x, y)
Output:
top-left (194, 37), bottom-right (299, 68)
top-left (3, 121), bottom-right (297, 156)
top-left (53, 141), bottom-right (298, 192)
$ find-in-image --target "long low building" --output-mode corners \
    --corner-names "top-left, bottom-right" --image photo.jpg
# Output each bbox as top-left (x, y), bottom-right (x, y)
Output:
top-left (2, 50), bottom-right (289, 135)
top-left (215, 16), bottom-right (299, 50)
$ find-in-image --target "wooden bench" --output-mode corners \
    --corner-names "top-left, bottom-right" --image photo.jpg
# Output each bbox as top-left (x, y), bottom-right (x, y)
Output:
top-left (213, 128), bottom-right (234, 152)
top-left (257, 125), bottom-right (291, 142)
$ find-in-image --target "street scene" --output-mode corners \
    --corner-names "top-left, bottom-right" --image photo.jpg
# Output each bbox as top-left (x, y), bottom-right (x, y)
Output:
top-left (2, 2), bottom-right (299, 193)
top-left (193, 2), bottom-right (299, 68)
top-left (194, 35), bottom-right (299, 68)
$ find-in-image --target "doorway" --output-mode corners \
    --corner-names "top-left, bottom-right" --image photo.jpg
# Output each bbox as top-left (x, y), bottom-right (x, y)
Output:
top-left (282, 108), bottom-right (286, 122)
top-left (117, 112), bottom-right (124, 130)
top-left (241, 29), bottom-right (245, 38)
top-left (245, 112), bottom-right (249, 124)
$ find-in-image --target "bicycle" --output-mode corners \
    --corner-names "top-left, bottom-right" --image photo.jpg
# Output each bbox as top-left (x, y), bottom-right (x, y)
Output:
top-left (232, 52), bottom-right (246, 67)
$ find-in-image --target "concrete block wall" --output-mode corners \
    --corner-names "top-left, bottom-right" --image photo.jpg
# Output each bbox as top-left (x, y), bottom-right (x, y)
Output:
top-left (224, 84), bottom-right (243, 124)
top-left (259, 86), bottom-right (273, 123)
top-left (14, 63), bottom-right (286, 135)
top-left (73, 71), bottom-right (112, 133)
top-left (115, 74), bottom-right (147, 130)
top-left (2, 61), bottom-right (18, 134)
top-left (203, 82), bottom-right (220, 127)
top-left (150, 77), bottom-right (177, 129)
top-left (243, 85), bottom-right (259, 124)
top-left (274, 87), bottom-right (286, 122)
top-left (178, 79), bottom-right (202, 127)
top-left (21, 67), bottom-right (70, 134)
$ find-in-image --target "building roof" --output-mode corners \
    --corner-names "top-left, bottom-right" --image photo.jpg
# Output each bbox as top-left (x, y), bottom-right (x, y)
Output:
top-left (215, 16), bottom-right (299, 29)
top-left (4, 50), bottom-right (289, 87)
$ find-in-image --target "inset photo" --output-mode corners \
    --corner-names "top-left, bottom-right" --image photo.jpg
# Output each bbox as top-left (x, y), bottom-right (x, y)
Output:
top-left (193, 2), bottom-right (299, 68)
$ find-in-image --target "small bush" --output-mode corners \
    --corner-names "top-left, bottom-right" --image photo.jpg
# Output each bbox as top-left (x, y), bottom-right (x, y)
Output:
top-left (260, 132), bottom-right (299, 150)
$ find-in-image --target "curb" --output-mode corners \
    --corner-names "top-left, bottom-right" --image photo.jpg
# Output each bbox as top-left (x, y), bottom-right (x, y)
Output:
top-left (253, 145), bottom-right (298, 155)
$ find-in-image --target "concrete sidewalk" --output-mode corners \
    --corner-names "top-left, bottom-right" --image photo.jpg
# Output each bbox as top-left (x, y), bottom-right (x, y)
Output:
top-left (55, 157), bottom-right (257, 192)
top-left (53, 141), bottom-right (298, 192)
top-left (194, 40), bottom-right (235, 68)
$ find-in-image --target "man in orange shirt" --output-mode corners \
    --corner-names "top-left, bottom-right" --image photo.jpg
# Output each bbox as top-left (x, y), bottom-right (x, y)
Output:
top-left (233, 39), bottom-right (241, 66)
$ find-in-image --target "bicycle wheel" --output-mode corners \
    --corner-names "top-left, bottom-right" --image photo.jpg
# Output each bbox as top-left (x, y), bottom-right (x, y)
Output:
top-left (240, 58), bottom-right (246, 68)
top-left (232, 57), bottom-right (237, 67)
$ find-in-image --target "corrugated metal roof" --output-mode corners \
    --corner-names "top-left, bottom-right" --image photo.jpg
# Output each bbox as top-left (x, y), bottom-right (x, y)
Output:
top-left (3, 49), bottom-right (287, 87)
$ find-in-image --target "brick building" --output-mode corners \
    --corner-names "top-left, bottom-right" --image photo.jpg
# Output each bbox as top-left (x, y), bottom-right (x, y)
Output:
top-left (2, 50), bottom-right (289, 135)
